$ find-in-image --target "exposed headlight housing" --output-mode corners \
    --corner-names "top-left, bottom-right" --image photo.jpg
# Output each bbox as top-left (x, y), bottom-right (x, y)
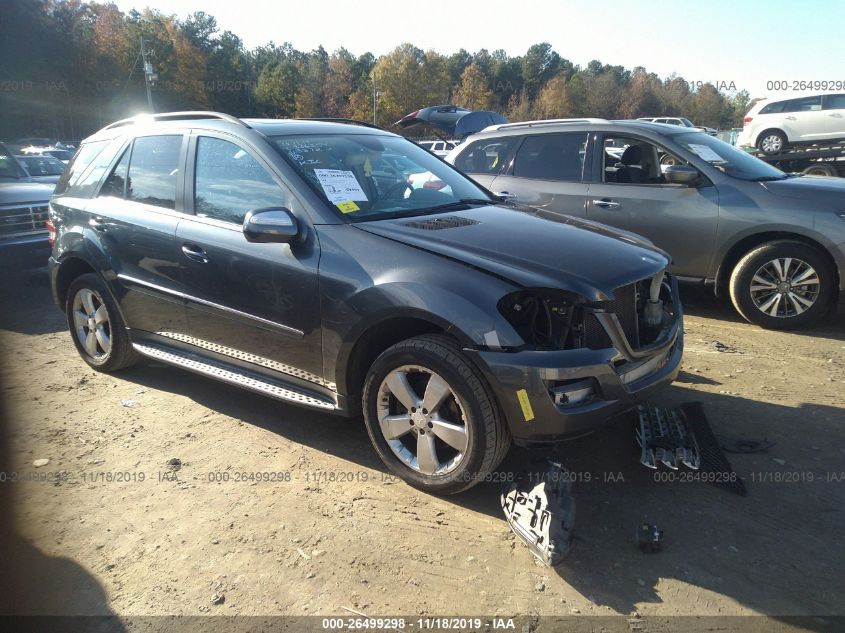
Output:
top-left (497, 289), bottom-right (585, 350)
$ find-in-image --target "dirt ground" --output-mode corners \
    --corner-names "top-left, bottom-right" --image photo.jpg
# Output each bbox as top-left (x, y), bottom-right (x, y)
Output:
top-left (1, 268), bottom-right (844, 631)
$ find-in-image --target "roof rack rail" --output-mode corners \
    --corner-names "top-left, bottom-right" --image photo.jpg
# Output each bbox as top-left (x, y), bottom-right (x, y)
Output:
top-left (299, 117), bottom-right (388, 131)
top-left (101, 111), bottom-right (248, 131)
top-left (483, 118), bottom-right (608, 132)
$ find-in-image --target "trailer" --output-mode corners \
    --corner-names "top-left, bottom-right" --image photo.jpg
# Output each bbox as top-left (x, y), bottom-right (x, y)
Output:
top-left (748, 141), bottom-right (845, 177)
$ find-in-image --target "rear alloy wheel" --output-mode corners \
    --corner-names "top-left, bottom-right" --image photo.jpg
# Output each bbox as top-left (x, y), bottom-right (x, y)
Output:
top-left (729, 241), bottom-right (834, 329)
top-left (363, 334), bottom-right (509, 494)
top-left (66, 273), bottom-right (138, 371)
top-left (757, 130), bottom-right (787, 155)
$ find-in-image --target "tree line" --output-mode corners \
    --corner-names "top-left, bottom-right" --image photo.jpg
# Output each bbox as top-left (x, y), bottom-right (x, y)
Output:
top-left (0, 0), bottom-right (751, 142)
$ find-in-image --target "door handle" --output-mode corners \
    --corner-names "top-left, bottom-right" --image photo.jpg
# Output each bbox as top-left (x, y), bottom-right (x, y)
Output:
top-left (785, 116), bottom-right (797, 120)
top-left (493, 191), bottom-right (517, 200)
top-left (828, 113), bottom-right (843, 117)
top-left (592, 199), bottom-right (621, 209)
top-left (88, 216), bottom-right (108, 231)
top-left (181, 244), bottom-right (209, 264)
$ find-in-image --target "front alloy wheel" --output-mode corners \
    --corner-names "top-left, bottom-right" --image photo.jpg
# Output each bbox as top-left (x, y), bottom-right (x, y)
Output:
top-left (363, 334), bottom-right (510, 494)
top-left (377, 366), bottom-right (469, 476)
top-left (729, 241), bottom-right (834, 329)
top-left (749, 258), bottom-right (820, 319)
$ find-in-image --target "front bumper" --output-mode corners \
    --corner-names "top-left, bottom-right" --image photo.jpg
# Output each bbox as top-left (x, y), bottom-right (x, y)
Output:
top-left (0, 234), bottom-right (51, 270)
top-left (469, 277), bottom-right (684, 445)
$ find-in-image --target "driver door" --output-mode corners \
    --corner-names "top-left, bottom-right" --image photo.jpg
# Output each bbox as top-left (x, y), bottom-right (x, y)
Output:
top-left (586, 134), bottom-right (719, 278)
top-left (176, 132), bottom-right (323, 380)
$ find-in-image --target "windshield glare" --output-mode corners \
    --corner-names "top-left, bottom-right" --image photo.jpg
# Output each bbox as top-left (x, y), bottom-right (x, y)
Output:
top-left (674, 132), bottom-right (787, 180)
top-left (273, 134), bottom-right (490, 220)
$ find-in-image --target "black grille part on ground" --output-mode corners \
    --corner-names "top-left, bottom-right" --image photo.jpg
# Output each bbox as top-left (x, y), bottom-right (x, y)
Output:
top-left (680, 401), bottom-right (749, 497)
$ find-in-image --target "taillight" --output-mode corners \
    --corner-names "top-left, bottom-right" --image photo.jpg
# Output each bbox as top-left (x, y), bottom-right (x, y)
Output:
top-left (45, 218), bottom-right (57, 246)
top-left (743, 116), bottom-right (753, 126)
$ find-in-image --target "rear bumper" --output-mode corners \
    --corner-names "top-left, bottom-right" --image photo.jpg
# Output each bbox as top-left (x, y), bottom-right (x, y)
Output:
top-left (470, 277), bottom-right (683, 445)
top-left (0, 234), bottom-right (50, 270)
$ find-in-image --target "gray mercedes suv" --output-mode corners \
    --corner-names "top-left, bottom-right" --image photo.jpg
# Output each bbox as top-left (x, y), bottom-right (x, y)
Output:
top-left (48, 112), bottom-right (682, 494)
top-left (448, 119), bottom-right (845, 329)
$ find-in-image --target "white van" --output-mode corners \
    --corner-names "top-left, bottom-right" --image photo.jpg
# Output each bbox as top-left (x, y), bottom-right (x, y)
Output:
top-left (737, 92), bottom-right (845, 154)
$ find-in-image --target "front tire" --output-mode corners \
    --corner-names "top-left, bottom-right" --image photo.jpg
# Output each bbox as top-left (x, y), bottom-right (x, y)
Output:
top-left (729, 241), bottom-right (835, 329)
top-left (362, 334), bottom-right (510, 494)
top-left (66, 273), bottom-right (139, 371)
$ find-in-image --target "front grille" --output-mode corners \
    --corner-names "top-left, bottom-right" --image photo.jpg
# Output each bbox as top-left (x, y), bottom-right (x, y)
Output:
top-left (584, 282), bottom-right (639, 350)
top-left (0, 204), bottom-right (49, 237)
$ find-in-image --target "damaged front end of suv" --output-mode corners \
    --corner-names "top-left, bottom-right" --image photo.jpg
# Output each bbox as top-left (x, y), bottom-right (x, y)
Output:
top-left (476, 269), bottom-right (682, 446)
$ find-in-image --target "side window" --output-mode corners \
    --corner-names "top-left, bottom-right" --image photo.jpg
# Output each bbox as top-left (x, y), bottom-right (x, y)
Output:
top-left (126, 135), bottom-right (182, 210)
top-left (512, 133), bottom-right (587, 182)
top-left (823, 94), bottom-right (845, 110)
top-left (194, 136), bottom-right (285, 225)
top-left (99, 148), bottom-right (130, 198)
top-left (602, 136), bottom-right (680, 185)
top-left (453, 137), bottom-right (517, 174)
top-left (760, 100), bottom-right (786, 114)
top-left (784, 96), bottom-right (822, 113)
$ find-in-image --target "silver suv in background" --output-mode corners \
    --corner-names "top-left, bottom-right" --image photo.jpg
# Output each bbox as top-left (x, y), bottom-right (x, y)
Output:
top-left (447, 119), bottom-right (845, 329)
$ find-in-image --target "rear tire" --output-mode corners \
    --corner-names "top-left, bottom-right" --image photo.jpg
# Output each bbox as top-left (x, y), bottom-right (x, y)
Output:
top-left (362, 334), bottom-right (510, 494)
top-left (757, 129), bottom-right (787, 155)
top-left (729, 241), bottom-right (835, 329)
top-left (66, 273), bottom-right (139, 371)
top-left (801, 163), bottom-right (838, 177)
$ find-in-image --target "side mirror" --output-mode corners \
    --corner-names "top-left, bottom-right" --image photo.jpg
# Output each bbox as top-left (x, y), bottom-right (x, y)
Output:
top-left (243, 207), bottom-right (299, 243)
top-left (664, 164), bottom-right (700, 186)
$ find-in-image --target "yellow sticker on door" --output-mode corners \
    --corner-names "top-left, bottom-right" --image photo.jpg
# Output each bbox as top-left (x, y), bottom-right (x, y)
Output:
top-left (516, 389), bottom-right (535, 422)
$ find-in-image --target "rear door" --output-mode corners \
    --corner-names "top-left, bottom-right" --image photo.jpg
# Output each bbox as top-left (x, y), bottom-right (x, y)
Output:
top-left (176, 132), bottom-right (323, 381)
top-left (585, 133), bottom-right (719, 278)
top-left (822, 94), bottom-right (845, 139)
top-left (86, 133), bottom-right (190, 334)
top-left (488, 132), bottom-right (590, 217)
top-left (782, 95), bottom-right (826, 141)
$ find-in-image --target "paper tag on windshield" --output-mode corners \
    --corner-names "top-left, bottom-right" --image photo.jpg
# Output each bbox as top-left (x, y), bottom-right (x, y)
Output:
top-left (687, 144), bottom-right (725, 162)
top-left (314, 169), bottom-right (369, 204)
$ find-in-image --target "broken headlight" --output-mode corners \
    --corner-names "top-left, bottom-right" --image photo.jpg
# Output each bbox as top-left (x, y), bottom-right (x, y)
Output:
top-left (498, 290), bottom-right (584, 350)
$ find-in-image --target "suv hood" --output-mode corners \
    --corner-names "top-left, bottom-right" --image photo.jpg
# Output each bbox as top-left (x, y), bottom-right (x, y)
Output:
top-left (762, 175), bottom-right (845, 199)
top-left (355, 205), bottom-right (670, 302)
top-left (0, 182), bottom-right (54, 205)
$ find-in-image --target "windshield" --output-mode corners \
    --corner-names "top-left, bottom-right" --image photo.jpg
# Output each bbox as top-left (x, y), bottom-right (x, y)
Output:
top-left (272, 134), bottom-right (491, 221)
top-left (0, 145), bottom-right (28, 179)
top-left (19, 156), bottom-right (65, 176)
top-left (674, 132), bottom-right (788, 181)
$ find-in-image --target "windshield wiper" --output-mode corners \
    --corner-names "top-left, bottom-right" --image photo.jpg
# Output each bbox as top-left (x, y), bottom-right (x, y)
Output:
top-left (748, 175), bottom-right (790, 182)
top-left (425, 198), bottom-right (493, 212)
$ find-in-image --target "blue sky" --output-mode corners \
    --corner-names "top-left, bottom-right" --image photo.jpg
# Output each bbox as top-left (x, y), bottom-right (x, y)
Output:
top-left (112, 0), bottom-right (844, 99)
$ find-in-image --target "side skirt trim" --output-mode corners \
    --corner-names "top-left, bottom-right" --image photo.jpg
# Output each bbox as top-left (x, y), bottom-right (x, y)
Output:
top-left (132, 343), bottom-right (337, 410)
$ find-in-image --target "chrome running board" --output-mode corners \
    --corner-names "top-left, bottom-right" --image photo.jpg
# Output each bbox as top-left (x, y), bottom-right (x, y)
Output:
top-left (133, 343), bottom-right (337, 411)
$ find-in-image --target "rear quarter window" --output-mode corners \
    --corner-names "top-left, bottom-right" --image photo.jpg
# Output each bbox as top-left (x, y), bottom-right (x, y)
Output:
top-left (53, 140), bottom-right (110, 196)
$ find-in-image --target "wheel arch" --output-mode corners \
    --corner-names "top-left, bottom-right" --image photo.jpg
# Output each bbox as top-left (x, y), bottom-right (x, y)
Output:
top-left (54, 254), bottom-right (99, 311)
top-left (715, 231), bottom-right (840, 298)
